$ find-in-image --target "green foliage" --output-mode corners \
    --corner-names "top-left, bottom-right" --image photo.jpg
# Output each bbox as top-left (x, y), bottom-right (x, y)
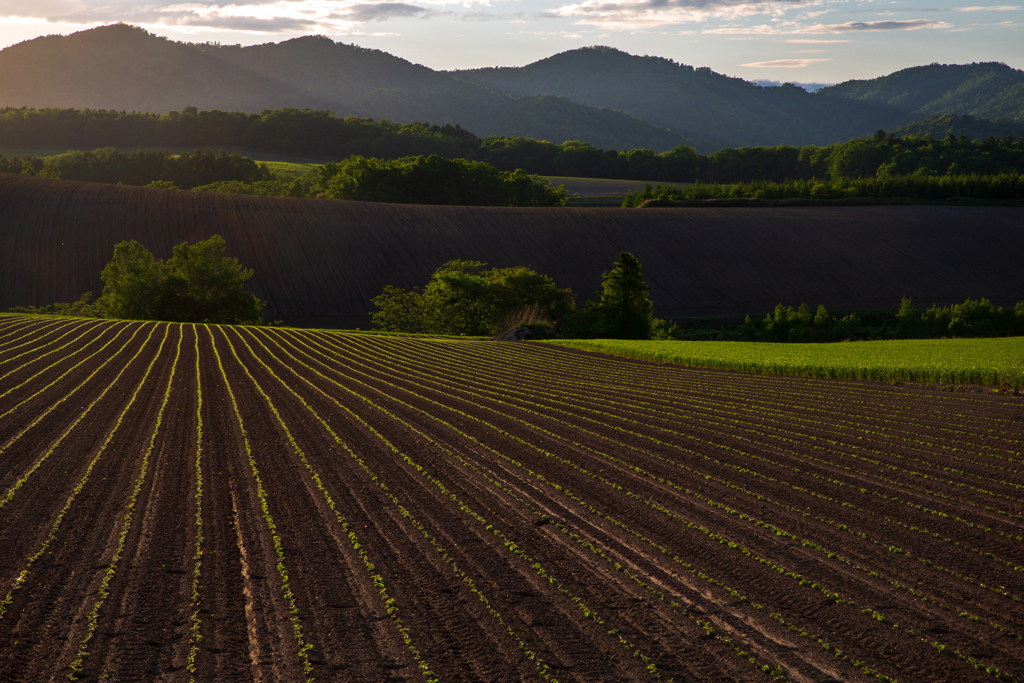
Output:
top-left (0, 146), bottom-right (272, 189)
top-left (7, 291), bottom-right (103, 318)
top-left (888, 115), bottom-right (1024, 142)
top-left (547, 336), bottom-right (1024, 387)
top-left (624, 173), bottom-right (1024, 206)
top-left (594, 252), bottom-right (654, 339)
top-left (371, 260), bottom-right (574, 335)
top-left (652, 298), bottom-right (1024, 343)
top-left (314, 155), bottom-right (565, 206)
top-left (98, 235), bottom-right (264, 324)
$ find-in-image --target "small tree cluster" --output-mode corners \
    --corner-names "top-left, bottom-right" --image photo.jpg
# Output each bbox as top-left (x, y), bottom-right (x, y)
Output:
top-left (98, 235), bottom-right (264, 324)
top-left (371, 260), bottom-right (575, 336)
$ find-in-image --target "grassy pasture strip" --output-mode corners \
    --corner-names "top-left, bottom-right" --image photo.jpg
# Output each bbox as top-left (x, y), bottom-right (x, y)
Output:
top-left (0, 324), bottom-right (152, 510)
top-left (221, 327), bottom-right (437, 683)
top-left (548, 338), bottom-right (1024, 388)
top-left (363, 337), bottom-right (1024, 532)
top-left (208, 326), bottom-right (315, 682)
top-left (0, 324), bottom-right (170, 622)
top-left (325, 335), bottom-right (1024, 616)
top-left (66, 325), bottom-right (182, 678)
top-left (0, 321), bottom-right (131, 421)
top-left (249, 329), bottom-right (564, 683)
top-left (268, 332), bottom-right (852, 682)
top-left (0, 318), bottom-right (70, 353)
top-left (291, 333), bottom-right (926, 683)
top-left (427, 338), bottom-right (1024, 464)
top-left (331, 335), bottom-right (1024, 548)
top-left (308, 336), bottom-right (1024, 681)
top-left (482, 338), bottom-right (1024, 436)
top-left (251, 332), bottom-right (655, 680)
top-left (186, 324), bottom-right (205, 682)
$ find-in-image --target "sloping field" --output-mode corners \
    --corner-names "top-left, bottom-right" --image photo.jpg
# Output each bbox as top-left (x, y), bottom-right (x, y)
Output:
top-left (1, 314), bottom-right (1022, 682)
top-left (1, 173), bottom-right (1022, 326)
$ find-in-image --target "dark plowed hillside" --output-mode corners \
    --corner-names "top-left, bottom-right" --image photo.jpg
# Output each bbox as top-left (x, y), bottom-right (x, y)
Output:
top-left (1, 173), bottom-right (1021, 326)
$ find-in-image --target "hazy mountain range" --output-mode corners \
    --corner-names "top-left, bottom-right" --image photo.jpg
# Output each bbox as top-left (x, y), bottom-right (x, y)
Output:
top-left (1, 24), bottom-right (1021, 152)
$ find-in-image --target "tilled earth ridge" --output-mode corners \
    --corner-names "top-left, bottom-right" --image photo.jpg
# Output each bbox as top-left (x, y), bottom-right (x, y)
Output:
top-left (0, 316), bottom-right (1021, 683)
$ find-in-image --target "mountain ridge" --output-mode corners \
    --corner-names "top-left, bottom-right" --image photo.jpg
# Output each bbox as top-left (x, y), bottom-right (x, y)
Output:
top-left (1, 25), bottom-right (1021, 152)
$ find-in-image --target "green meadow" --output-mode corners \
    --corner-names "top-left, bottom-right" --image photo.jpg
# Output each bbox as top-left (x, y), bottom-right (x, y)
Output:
top-left (547, 337), bottom-right (1024, 387)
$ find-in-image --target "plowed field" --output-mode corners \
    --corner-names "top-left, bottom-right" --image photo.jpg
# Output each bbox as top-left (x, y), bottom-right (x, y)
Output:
top-left (1, 315), bottom-right (1022, 683)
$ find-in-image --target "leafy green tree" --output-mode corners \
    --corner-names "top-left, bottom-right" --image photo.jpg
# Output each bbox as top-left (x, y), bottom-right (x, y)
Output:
top-left (97, 239), bottom-right (167, 320)
top-left (98, 235), bottom-right (264, 324)
top-left (595, 252), bottom-right (654, 339)
top-left (371, 260), bottom-right (574, 335)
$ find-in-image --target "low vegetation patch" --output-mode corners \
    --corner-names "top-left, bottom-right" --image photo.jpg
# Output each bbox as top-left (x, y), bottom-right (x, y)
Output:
top-left (547, 336), bottom-right (1024, 387)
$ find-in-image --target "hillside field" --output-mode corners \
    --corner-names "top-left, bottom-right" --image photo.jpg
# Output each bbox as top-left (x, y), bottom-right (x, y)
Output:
top-left (1, 315), bottom-right (1022, 681)
top-left (2, 173), bottom-right (1022, 327)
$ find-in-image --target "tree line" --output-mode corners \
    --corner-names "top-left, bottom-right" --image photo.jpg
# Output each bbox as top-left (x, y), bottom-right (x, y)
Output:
top-left (623, 173), bottom-right (1024, 206)
top-left (2, 106), bottom-right (1022, 183)
top-left (656, 298), bottom-right (1024, 343)
top-left (0, 147), bottom-right (565, 207)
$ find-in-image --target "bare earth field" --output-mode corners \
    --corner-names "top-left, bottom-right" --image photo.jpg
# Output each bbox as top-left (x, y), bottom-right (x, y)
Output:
top-left (1, 316), bottom-right (1022, 682)
top-left (3, 174), bottom-right (1022, 327)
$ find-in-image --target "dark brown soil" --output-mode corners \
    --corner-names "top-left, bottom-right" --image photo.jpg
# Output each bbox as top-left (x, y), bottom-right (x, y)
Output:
top-left (1, 316), bottom-right (1022, 682)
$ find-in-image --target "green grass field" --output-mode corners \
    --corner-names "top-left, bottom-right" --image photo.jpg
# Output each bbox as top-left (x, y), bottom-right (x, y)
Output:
top-left (546, 337), bottom-right (1024, 387)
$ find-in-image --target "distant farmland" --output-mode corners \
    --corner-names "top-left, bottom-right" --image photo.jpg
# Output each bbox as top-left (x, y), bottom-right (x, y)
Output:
top-left (2, 316), bottom-right (1023, 681)
top-left (1, 173), bottom-right (1021, 327)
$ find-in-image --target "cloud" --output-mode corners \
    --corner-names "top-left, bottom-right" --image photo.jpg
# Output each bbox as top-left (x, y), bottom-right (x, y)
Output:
top-left (783, 37), bottom-right (848, 41)
top-left (341, 2), bottom-right (433, 21)
top-left (740, 57), bottom-right (830, 66)
top-left (549, 0), bottom-right (821, 30)
top-left (0, 0), bottom-right (86, 19)
top-left (799, 19), bottom-right (953, 31)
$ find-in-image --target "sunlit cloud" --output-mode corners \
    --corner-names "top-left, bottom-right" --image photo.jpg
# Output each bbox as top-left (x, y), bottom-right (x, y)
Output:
top-left (740, 57), bottom-right (830, 66)
top-left (707, 17), bottom-right (952, 32)
top-left (549, 0), bottom-right (821, 30)
top-left (783, 37), bottom-right (849, 41)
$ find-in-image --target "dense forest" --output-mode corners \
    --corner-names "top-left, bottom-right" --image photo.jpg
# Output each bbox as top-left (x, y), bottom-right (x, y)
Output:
top-left (2, 107), bottom-right (1022, 186)
top-left (2, 25), bottom-right (1022, 151)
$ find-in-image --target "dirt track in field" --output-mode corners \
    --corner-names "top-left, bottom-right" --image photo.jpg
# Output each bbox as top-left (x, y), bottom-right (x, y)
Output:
top-left (1, 316), bottom-right (1022, 683)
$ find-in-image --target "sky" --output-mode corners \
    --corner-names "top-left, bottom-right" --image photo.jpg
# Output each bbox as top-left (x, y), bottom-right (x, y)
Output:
top-left (0, 0), bottom-right (1021, 84)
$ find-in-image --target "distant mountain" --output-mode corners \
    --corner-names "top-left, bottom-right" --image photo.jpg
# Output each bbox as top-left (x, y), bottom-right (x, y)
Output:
top-left (752, 80), bottom-right (833, 92)
top-left (889, 114), bottom-right (1024, 142)
top-left (0, 25), bottom-right (690, 152)
top-left (818, 63), bottom-right (1024, 122)
top-left (455, 47), bottom-right (902, 148)
top-left (1, 26), bottom-right (1021, 153)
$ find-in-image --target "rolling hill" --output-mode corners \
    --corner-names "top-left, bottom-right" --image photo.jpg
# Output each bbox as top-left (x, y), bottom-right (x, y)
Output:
top-left (0, 25), bottom-right (689, 153)
top-left (2, 173), bottom-right (1020, 327)
top-left (2, 25), bottom-right (1022, 153)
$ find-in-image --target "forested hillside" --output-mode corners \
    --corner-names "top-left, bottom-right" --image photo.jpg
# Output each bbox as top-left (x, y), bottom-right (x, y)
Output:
top-left (888, 114), bottom-right (1024, 141)
top-left (0, 25), bottom-right (688, 152)
top-left (2, 26), bottom-right (1020, 152)
top-left (819, 63), bottom-right (1024, 122)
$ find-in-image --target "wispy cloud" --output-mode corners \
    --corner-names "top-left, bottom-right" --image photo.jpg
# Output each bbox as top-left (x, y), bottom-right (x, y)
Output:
top-left (783, 37), bottom-right (849, 41)
top-left (740, 57), bottom-right (830, 66)
top-left (342, 3), bottom-right (433, 22)
top-left (800, 19), bottom-right (953, 31)
top-left (549, 0), bottom-right (821, 30)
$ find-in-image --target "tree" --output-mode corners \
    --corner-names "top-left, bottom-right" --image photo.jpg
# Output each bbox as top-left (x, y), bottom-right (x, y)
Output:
top-left (370, 260), bottom-right (574, 335)
top-left (97, 239), bottom-right (167, 320)
top-left (595, 252), bottom-right (654, 339)
top-left (97, 235), bottom-right (264, 324)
